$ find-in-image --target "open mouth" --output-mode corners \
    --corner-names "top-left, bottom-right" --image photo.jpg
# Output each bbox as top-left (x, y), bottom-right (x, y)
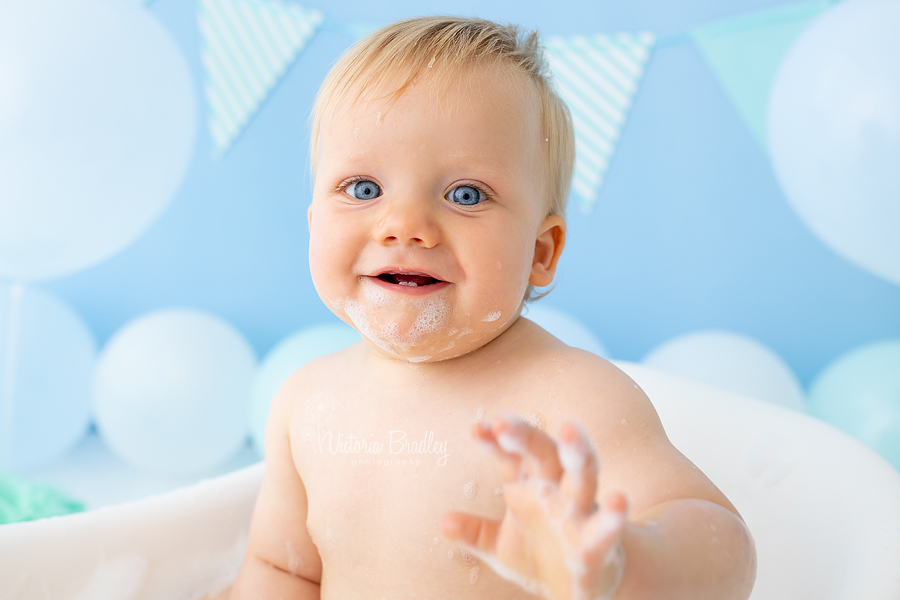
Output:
top-left (376, 272), bottom-right (443, 287)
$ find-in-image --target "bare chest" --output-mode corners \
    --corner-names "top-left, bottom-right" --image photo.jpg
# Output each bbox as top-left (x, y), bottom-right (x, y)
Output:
top-left (289, 387), bottom-right (545, 598)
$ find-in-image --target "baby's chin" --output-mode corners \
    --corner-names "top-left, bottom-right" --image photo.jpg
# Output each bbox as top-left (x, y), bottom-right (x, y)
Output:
top-left (325, 278), bottom-right (514, 360)
top-left (328, 299), bottom-right (513, 364)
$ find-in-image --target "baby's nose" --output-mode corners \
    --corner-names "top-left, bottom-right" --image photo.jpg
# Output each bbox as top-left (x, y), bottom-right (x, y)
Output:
top-left (374, 197), bottom-right (440, 248)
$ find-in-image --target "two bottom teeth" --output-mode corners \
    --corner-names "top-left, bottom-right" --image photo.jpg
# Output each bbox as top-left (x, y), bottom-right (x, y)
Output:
top-left (398, 281), bottom-right (419, 287)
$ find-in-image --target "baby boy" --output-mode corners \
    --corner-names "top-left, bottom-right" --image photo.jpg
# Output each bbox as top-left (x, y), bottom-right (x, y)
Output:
top-left (227, 16), bottom-right (756, 600)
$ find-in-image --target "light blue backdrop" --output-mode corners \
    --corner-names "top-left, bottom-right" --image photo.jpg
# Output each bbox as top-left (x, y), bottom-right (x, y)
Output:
top-left (43, 0), bottom-right (900, 386)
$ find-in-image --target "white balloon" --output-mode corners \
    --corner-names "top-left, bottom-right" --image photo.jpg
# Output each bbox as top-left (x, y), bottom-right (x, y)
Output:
top-left (642, 330), bottom-right (805, 411)
top-left (93, 310), bottom-right (256, 476)
top-left (0, 0), bottom-right (195, 281)
top-left (248, 323), bottom-right (360, 455)
top-left (768, 0), bottom-right (900, 284)
top-left (0, 283), bottom-right (96, 471)
top-left (523, 303), bottom-right (608, 358)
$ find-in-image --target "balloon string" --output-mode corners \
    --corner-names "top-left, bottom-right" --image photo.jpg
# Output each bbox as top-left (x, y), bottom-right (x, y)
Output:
top-left (0, 281), bottom-right (23, 468)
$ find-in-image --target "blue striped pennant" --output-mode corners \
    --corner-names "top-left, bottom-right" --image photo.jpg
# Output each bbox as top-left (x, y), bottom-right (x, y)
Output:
top-left (198, 0), bottom-right (323, 157)
top-left (545, 33), bottom-right (655, 214)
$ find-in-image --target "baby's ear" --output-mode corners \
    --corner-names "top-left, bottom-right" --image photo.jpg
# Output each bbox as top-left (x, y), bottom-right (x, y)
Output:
top-left (529, 214), bottom-right (566, 287)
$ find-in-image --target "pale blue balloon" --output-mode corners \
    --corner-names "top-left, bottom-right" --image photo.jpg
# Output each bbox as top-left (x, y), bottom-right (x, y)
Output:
top-left (0, 0), bottom-right (195, 281)
top-left (522, 303), bottom-right (608, 358)
top-left (93, 310), bottom-right (256, 476)
top-left (808, 340), bottom-right (900, 470)
top-left (768, 0), bottom-right (900, 284)
top-left (643, 330), bottom-right (806, 411)
top-left (0, 282), bottom-right (96, 471)
top-left (249, 323), bottom-right (360, 456)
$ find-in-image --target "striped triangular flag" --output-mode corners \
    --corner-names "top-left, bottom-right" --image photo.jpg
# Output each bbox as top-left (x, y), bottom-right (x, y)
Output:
top-left (545, 33), bottom-right (655, 214)
top-left (198, 0), bottom-right (323, 157)
top-left (690, 1), bottom-right (831, 150)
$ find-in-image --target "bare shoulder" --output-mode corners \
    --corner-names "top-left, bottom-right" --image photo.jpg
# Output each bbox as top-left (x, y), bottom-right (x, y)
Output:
top-left (533, 345), bottom-right (656, 433)
top-left (539, 346), bottom-right (739, 520)
top-left (269, 342), bottom-right (364, 419)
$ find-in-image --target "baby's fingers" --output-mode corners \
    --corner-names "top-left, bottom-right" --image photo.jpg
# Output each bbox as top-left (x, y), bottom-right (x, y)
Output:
top-left (440, 511), bottom-right (500, 554)
top-left (472, 422), bottom-right (524, 483)
top-left (494, 414), bottom-right (563, 481)
top-left (558, 422), bottom-right (599, 515)
top-left (582, 493), bottom-right (628, 561)
top-left (575, 494), bottom-right (628, 597)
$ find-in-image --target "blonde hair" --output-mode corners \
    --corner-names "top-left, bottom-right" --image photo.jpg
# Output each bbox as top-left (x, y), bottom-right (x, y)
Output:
top-left (309, 16), bottom-right (574, 300)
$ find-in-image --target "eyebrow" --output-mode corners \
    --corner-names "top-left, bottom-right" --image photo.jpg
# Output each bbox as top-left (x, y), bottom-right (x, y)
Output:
top-left (440, 152), bottom-right (525, 189)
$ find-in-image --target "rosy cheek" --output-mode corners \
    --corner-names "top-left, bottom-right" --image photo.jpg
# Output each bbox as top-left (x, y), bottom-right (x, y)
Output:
top-left (307, 232), bottom-right (323, 270)
top-left (308, 231), bottom-right (334, 288)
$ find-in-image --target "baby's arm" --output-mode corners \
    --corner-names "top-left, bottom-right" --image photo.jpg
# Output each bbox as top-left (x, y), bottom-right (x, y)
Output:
top-left (442, 359), bottom-right (756, 600)
top-left (229, 371), bottom-right (322, 599)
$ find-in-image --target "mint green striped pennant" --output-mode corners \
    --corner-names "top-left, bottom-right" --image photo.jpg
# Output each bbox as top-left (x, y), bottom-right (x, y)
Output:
top-left (545, 33), bottom-right (655, 215)
top-left (690, 1), bottom-right (832, 150)
top-left (198, 0), bottom-right (323, 157)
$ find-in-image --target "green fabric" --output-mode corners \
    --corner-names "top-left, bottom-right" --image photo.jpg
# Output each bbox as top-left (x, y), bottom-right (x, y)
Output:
top-left (0, 470), bottom-right (84, 524)
top-left (690, 1), bottom-right (832, 150)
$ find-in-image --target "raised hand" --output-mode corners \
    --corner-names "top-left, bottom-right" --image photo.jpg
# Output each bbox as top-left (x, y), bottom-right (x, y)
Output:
top-left (441, 415), bottom-right (628, 600)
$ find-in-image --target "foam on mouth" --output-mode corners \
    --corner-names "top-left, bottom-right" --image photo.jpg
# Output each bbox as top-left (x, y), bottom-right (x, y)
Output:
top-left (330, 278), bottom-right (451, 357)
top-left (377, 272), bottom-right (441, 287)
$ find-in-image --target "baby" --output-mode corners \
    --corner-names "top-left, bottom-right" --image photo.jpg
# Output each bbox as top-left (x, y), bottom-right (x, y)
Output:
top-left (227, 16), bottom-right (756, 600)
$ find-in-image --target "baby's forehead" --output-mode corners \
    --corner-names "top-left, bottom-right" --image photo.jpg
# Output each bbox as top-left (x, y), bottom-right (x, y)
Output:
top-left (312, 60), bottom-right (551, 213)
top-left (325, 61), bottom-right (539, 127)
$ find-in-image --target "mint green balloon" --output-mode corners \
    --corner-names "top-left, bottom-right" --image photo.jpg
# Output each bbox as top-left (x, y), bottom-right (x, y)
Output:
top-left (248, 323), bottom-right (360, 456)
top-left (808, 341), bottom-right (900, 470)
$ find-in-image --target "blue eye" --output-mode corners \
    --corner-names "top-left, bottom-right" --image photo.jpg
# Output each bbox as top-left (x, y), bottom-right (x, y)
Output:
top-left (346, 180), bottom-right (382, 200)
top-left (448, 185), bottom-right (483, 206)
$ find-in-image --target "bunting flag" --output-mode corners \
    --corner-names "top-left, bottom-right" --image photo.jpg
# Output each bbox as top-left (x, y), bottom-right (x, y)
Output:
top-left (319, 18), bottom-right (379, 40)
top-left (189, 1), bottom-right (831, 205)
top-left (198, 0), bottom-right (324, 157)
top-left (544, 33), bottom-right (655, 215)
top-left (690, 1), bottom-right (832, 150)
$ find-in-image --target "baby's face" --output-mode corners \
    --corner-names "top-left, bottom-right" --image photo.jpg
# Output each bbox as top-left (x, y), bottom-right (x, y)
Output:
top-left (309, 64), bottom-right (557, 363)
